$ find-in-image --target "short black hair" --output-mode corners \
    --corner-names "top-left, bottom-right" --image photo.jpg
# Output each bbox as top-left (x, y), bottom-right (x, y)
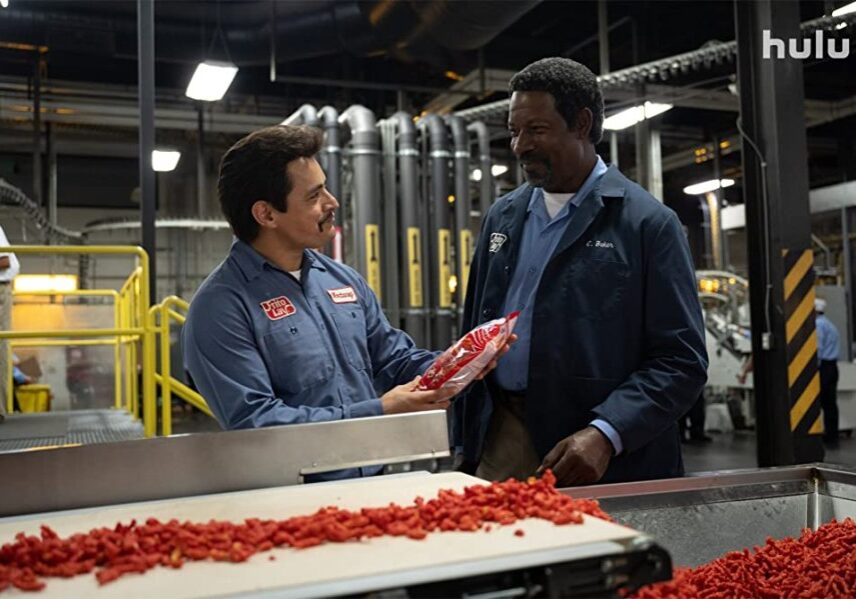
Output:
top-left (217, 125), bottom-right (323, 242)
top-left (510, 57), bottom-right (604, 144)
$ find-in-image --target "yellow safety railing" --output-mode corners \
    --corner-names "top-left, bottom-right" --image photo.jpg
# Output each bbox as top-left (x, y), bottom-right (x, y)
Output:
top-left (148, 295), bottom-right (212, 436)
top-left (1, 246), bottom-right (157, 437)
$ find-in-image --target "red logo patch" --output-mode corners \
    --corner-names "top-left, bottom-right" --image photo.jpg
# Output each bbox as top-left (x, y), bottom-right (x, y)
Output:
top-left (260, 296), bottom-right (296, 320)
top-left (327, 286), bottom-right (358, 304)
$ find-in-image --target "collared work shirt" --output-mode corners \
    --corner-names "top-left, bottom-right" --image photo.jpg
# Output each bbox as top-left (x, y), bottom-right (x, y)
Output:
top-left (492, 157), bottom-right (621, 453)
top-left (182, 240), bottom-right (436, 480)
top-left (816, 314), bottom-right (840, 361)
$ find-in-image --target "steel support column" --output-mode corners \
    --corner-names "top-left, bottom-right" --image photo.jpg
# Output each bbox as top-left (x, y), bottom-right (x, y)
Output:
top-left (735, 0), bottom-right (822, 466)
top-left (196, 104), bottom-right (206, 219)
top-left (138, 0), bottom-right (157, 300)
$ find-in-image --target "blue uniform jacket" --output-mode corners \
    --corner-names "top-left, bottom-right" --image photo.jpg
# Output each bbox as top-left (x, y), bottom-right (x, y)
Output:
top-left (183, 241), bottom-right (437, 480)
top-left (454, 165), bottom-right (708, 483)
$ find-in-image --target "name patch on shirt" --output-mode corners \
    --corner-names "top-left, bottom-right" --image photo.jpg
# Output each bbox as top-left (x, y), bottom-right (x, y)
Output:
top-left (260, 296), bottom-right (297, 320)
top-left (327, 286), bottom-right (358, 304)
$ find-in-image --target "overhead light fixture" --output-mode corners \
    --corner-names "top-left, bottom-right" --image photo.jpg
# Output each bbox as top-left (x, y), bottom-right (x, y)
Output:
top-left (185, 61), bottom-right (238, 102)
top-left (603, 102), bottom-right (673, 131)
top-left (836, 22), bottom-right (849, 29)
top-left (0, 0), bottom-right (8, 8)
top-left (14, 274), bottom-right (78, 294)
top-left (832, 1), bottom-right (856, 16)
top-left (152, 149), bottom-right (181, 172)
top-left (683, 178), bottom-right (735, 196)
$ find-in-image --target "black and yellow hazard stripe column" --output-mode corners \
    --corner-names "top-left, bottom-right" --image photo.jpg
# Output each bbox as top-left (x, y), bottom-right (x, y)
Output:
top-left (783, 249), bottom-right (825, 459)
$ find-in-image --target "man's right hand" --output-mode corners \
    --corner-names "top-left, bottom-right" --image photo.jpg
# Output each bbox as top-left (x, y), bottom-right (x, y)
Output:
top-left (381, 376), bottom-right (456, 415)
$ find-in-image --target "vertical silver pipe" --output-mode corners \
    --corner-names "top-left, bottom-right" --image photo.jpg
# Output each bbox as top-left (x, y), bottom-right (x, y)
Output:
top-left (842, 207), bottom-right (853, 361)
top-left (393, 112), bottom-right (426, 346)
top-left (47, 122), bottom-right (57, 232)
top-left (339, 105), bottom-right (382, 301)
top-left (379, 119), bottom-right (400, 325)
top-left (420, 115), bottom-right (453, 350)
top-left (467, 121), bottom-right (494, 217)
top-left (318, 106), bottom-right (341, 261)
top-left (713, 135), bottom-right (729, 268)
top-left (32, 55), bottom-right (42, 212)
top-left (447, 115), bottom-right (471, 323)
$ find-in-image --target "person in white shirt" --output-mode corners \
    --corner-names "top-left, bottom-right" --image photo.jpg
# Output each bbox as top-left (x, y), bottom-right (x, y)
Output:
top-left (0, 224), bottom-right (21, 421)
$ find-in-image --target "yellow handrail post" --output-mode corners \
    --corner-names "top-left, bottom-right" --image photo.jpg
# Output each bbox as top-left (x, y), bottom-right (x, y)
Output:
top-left (5, 342), bottom-right (13, 414)
top-left (113, 292), bottom-right (122, 410)
top-left (158, 304), bottom-right (172, 436)
top-left (138, 251), bottom-right (157, 438)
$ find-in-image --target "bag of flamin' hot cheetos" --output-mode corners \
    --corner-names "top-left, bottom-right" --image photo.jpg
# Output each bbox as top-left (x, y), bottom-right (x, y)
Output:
top-left (418, 311), bottom-right (520, 393)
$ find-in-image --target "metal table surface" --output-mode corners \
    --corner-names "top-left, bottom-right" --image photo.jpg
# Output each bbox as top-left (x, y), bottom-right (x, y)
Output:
top-left (569, 463), bottom-right (856, 567)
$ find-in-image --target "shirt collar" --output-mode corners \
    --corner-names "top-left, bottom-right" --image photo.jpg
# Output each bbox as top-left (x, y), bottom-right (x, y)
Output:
top-left (230, 239), bottom-right (326, 281)
top-left (527, 155), bottom-right (608, 217)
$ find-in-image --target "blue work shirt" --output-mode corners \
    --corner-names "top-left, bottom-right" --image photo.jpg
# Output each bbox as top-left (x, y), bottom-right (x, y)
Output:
top-left (493, 157), bottom-right (621, 453)
top-left (182, 240), bottom-right (437, 481)
top-left (816, 314), bottom-right (840, 361)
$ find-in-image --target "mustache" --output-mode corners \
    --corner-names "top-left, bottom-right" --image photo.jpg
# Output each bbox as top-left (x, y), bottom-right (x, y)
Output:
top-left (319, 211), bottom-right (335, 224)
top-left (519, 152), bottom-right (549, 165)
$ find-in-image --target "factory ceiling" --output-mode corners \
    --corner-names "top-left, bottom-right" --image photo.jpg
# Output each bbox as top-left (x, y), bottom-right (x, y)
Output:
top-left (0, 0), bottom-right (854, 208)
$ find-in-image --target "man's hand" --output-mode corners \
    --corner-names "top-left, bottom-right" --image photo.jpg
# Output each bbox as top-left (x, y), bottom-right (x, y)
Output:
top-left (736, 373), bottom-right (747, 385)
top-left (474, 333), bottom-right (518, 381)
top-left (381, 376), bottom-right (456, 415)
top-left (537, 426), bottom-right (612, 487)
top-left (0, 256), bottom-right (9, 270)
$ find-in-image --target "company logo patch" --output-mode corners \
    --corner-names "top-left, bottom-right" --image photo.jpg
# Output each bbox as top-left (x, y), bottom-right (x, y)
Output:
top-left (260, 296), bottom-right (296, 320)
top-left (327, 286), bottom-right (358, 304)
top-left (489, 233), bottom-right (508, 253)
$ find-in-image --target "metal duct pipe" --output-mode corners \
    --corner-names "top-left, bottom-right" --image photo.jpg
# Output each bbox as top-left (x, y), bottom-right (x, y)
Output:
top-left (446, 115), bottom-right (472, 311)
top-left (281, 103), bottom-right (320, 128)
top-left (339, 105), bottom-right (382, 300)
top-left (393, 111), bottom-right (427, 346)
top-left (419, 114), bottom-right (454, 349)
top-left (318, 106), bottom-right (342, 261)
top-left (467, 121), bottom-right (494, 217)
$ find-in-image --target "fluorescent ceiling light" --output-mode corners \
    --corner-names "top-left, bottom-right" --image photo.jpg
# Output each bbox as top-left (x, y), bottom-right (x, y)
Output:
top-left (14, 274), bottom-right (78, 294)
top-left (0, 0), bottom-right (8, 8)
top-left (832, 1), bottom-right (856, 16)
top-left (683, 178), bottom-right (735, 196)
top-left (185, 61), bottom-right (238, 102)
top-left (471, 169), bottom-right (483, 182)
top-left (603, 102), bottom-right (673, 131)
top-left (836, 22), bottom-right (849, 29)
top-left (152, 150), bottom-right (181, 172)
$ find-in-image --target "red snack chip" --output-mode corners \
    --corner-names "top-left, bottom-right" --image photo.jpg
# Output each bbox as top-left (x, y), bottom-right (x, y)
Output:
top-left (418, 311), bottom-right (519, 393)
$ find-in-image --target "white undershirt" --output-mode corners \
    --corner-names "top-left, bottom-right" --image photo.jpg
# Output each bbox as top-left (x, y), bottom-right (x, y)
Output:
top-left (542, 191), bottom-right (575, 220)
top-left (289, 270), bottom-right (302, 282)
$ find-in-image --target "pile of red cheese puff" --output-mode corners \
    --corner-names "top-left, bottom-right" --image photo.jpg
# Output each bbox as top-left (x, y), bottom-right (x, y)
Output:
top-left (0, 470), bottom-right (609, 591)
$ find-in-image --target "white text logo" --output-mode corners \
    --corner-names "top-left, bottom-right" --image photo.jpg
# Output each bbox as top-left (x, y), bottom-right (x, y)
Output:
top-left (763, 29), bottom-right (849, 60)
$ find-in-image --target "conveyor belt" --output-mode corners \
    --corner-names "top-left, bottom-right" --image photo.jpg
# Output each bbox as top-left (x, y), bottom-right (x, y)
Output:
top-left (0, 472), bottom-right (662, 598)
top-left (0, 409), bottom-right (143, 452)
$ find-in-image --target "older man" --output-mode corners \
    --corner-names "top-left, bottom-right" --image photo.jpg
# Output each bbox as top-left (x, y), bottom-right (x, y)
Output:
top-left (455, 57), bottom-right (708, 486)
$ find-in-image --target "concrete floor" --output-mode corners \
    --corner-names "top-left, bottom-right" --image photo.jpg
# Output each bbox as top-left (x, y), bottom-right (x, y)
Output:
top-left (682, 430), bottom-right (856, 473)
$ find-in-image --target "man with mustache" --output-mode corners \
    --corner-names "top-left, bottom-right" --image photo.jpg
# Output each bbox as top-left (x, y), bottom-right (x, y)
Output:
top-left (455, 58), bottom-right (708, 486)
top-left (184, 125), bottom-right (473, 481)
